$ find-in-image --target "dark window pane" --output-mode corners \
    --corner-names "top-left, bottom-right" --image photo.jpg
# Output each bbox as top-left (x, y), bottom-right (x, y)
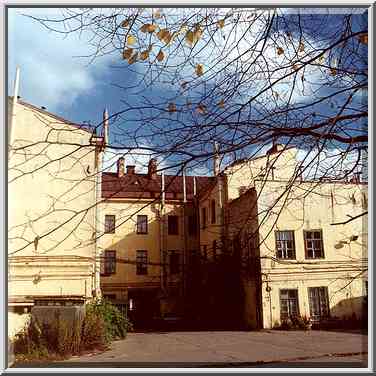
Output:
top-left (104, 215), bottom-right (115, 234)
top-left (137, 215), bottom-right (148, 234)
top-left (305, 230), bottom-right (324, 259)
top-left (136, 250), bottom-right (148, 275)
top-left (280, 289), bottom-right (299, 320)
top-left (103, 250), bottom-right (116, 275)
top-left (308, 287), bottom-right (329, 321)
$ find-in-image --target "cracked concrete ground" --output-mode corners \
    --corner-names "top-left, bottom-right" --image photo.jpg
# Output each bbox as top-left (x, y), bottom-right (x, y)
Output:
top-left (51, 330), bottom-right (368, 368)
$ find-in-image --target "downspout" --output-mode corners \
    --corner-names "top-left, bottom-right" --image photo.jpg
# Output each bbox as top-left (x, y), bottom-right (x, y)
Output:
top-left (93, 109), bottom-right (108, 299)
top-left (161, 172), bottom-right (166, 292)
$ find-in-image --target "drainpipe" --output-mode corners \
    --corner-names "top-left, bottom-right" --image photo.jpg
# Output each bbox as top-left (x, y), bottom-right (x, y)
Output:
top-left (161, 172), bottom-right (166, 292)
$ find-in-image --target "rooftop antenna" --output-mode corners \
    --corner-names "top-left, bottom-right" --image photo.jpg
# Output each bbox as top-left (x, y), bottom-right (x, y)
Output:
top-left (103, 108), bottom-right (109, 146)
top-left (213, 141), bottom-right (220, 176)
top-left (9, 66), bottom-right (20, 149)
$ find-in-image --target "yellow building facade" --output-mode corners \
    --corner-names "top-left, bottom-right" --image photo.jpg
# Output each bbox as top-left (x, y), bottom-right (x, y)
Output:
top-left (8, 97), bottom-right (103, 336)
top-left (199, 144), bottom-right (368, 329)
top-left (98, 159), bottom-right (211, 327)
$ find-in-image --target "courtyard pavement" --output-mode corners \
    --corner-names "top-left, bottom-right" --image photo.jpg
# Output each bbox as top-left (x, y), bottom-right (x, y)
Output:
top-left (50, 330), bottom-right (369, 368)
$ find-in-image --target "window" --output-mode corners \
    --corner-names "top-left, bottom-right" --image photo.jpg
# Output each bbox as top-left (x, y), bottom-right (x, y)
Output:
top-left (304, 230), bottom-right (324, 259)
top-left (275, 231), bottom-right (296, 259)
top-left (169, 251), bottom-right (181, 274)
top-left (212, 240), bottom-right (217, 260)
top-left (137, 215), bottom-right (148, 234)
top-left (308, 287), bottom-right (329, 322)
top-left (168, 215), bottom-right (179, 235)
top-left (188, 215), bottom-right (197, 236)
top-left (136, 250), bottom-right (148, 275)
top-left (104, 215), bottom-right (115, 234)
top-left (101, 250), bottom-right (116, 275)
top-left (280, 289), bottom-right (299, 320)
top-left (201, 207), bottom-right (207, 229)
top-left (211, 200), bottom-right (216, 224)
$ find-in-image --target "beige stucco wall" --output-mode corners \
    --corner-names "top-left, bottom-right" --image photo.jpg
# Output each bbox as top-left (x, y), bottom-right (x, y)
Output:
top-left (256, 180), bottom-right (367, 328)
top-left (8, 100), bottom-right (98, 313)
top-left (224, 147), bottom-right (299, 201)
top-left (217, 145), bottom-right (367, 329)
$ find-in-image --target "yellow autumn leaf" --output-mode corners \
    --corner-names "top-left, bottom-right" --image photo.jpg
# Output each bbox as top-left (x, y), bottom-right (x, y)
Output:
top-left (147, 24), bottom-right (158, 33)
top-left (140, 24), bottom-right (149, 33)
top-left (157, 29), bottom-right (167, 41)
top-left (163, 31), bottom-right (172, 44)
top-left (299, 42), bottom-right (305, 52)
top-left (218, 99), bottom-right (225, 108)
top-left (318, 55), bottom-right (325, 64)
top-left (156, 50), bottom-right (164, 61)
top-left (157, 29), bottom-right (172, 44)
top-left (193, 26), bottom-right (203, 41)
top-left (128, 52), bottom-right (138, 65)
top-left (277, 47), bottom-right (284, 55)
top-left (122, 48), bottom-right (133, 60)
top-left (197, 104), bottom-right (207, 114)
top-left (127, 35), bottom-right (137, 45)
top-left (330, 68), bottom-right (337, 76)
top-left (140, 50), bottom-right (149, 61)
top-left (217, 19), bottom-right (225, 29)
top-left (195, 64), bottom-right (204, 77)
top-left (168, 103), bottom-right (177, 112)
top-left (358, 33), bottom-right (368, 45)
top-left (120, 19), bottom-right (130, 28)
top-left (185, 30), bottom-right (195, 46)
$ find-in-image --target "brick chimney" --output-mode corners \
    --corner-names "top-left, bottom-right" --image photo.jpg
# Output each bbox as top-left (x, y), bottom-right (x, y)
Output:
top-left (117, 157), bottom-right (125, 178)
top-left (148, 158), bottom-right (157, 180)
top-left (126, 165), bottom-right (135, 175)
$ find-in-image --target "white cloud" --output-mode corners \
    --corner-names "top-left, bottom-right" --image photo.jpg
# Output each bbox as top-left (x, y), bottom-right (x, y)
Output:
top-left (8, 8), bottom-right (114, 112)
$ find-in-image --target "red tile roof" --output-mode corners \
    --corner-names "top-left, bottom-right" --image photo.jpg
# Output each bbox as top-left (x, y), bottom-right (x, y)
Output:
top-left (102, 172), bottom-right (214, 200)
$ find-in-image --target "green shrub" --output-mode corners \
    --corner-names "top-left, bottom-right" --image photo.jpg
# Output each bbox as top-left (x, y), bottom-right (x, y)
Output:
top-left (85, 298), bottom-right (132, 342)
top-left (80, 307), bottom-right (107, 351)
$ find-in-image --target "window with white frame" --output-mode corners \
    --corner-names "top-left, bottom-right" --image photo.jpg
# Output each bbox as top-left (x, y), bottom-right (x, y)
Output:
top-left (280, 289), bottom-right (299, 320)
top-left (275, 230), bottom-right (296, 259)
top-left (308, 287), bottom-right (329, 322)
top-left (304, 230), bottom-right (324, 259)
